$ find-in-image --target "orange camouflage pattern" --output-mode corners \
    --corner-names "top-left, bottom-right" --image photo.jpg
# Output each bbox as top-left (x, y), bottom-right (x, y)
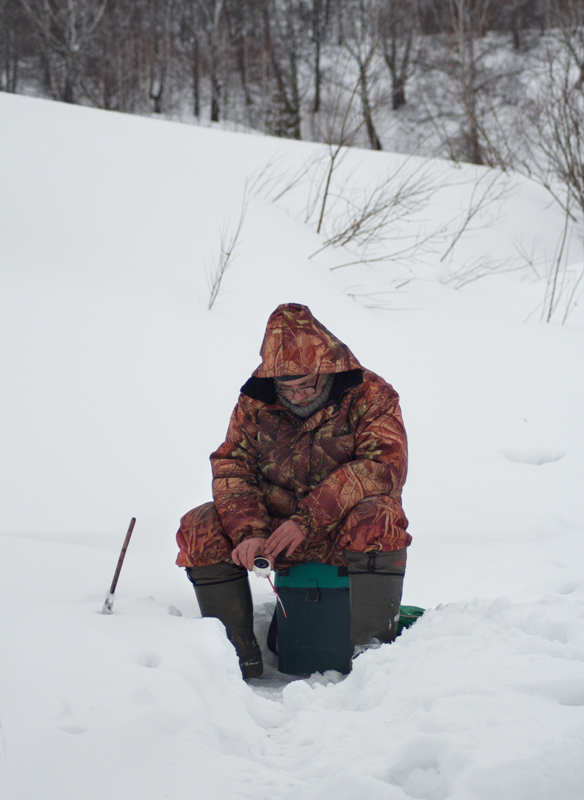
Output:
top-left (176, 303), bottom-right (410, 568)
top-left (253, 303), bottom-right (361, 377)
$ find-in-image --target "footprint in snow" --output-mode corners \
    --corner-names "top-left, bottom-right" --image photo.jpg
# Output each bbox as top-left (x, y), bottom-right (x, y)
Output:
top-left (501, 449), bottom-right (566, 465)
top-left (135, 651), bottom-right (162, 668)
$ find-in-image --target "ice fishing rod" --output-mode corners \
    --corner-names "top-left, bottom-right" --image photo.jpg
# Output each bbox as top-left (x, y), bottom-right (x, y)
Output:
top-left (253, 556), bottom-right (287, 617)
top-left (101, 517), bottom-right (136, 614)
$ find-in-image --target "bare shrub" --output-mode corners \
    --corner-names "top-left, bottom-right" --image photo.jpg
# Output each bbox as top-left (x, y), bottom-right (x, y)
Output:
top-left (207, 188), bottom-right (248, 310)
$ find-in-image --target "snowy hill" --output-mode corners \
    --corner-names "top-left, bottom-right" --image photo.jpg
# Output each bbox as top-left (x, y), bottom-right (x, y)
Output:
top-left (0, 92), bottom-right (583, 800)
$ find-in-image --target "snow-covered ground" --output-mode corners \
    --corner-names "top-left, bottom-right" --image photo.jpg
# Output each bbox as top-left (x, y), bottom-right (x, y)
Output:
top-left (1, 93), bottom-right (583, 800)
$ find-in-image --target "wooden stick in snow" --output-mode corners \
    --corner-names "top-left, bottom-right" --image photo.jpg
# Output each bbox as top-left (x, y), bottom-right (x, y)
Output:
top-left (101, 517), bottom-right (136, 614)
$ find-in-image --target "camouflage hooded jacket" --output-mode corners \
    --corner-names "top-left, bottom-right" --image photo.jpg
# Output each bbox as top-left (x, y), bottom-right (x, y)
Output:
top-left (210, 303), bottom-right (409, 550)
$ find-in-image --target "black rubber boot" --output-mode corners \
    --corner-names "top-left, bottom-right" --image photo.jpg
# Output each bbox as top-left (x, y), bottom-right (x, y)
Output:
top-left (186, 562), bottom-right (263, 679)
top-left (345, 549), bottom-right (407, 657)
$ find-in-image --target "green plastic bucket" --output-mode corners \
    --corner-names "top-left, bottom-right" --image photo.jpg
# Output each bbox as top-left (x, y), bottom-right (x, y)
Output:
top-left (271, 563), bottom-right (424, 675)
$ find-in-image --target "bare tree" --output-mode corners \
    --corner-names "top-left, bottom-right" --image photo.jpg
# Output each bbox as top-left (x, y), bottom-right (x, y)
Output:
top-left (310, 0), bottom-right (333, 113)
top-left (229, 0), bottom-right (257, 114)
top-left (343, 0), bottom-right (384, 150)
top-left (527, 49), bottom-right (584, 221)
top-left (196, 0), bottom-right (229, 122)
top-left (512, 1), bottom-right (584, 321)
top-left (415, 0), bottom-right (520, 166)
top-left (550, 0), bottom-right (584, 89)
top-left (19, 0), bottom-right (108, 102)
top-left (1, 0), bottom-right (34, 92)
top-left (380, 0), bottom-right (418, 109)
top-left (146, 0), bottom-right (175, 115)
top-left (259, 0), bottom-right (309, 139)
top-left (3, 0), bottom-right (577, 191)
top-left (178, 0), bottom-right (203, 117)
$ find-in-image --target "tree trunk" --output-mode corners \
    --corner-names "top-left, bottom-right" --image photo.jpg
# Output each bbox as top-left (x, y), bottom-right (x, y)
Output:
top-left (359, 65), bottom-right (382, 150)
top-left (261, 7), bottom-right (271, 132)
top-left (313, 32), bottom-right (321, 112)
top-left (287, 11), bottom-right (302, 139)
top-left (392, 75), bottom-right (406, 110)
top-left (211, 79), bottom-right (220, 121)
top-left (467, 122), bottom-right (483, 165)
top-left (151, 85), bottom-right (163, 113)
top-left (193, 34), bottom-right (201, 117)
top-left (6, 52), bottom-right (19, 93)
top-left (269, 45), bottom-right (300, 138)
top-left (312, 0), bottom-right (322, 113)
top-left (2, 24), bottom-right (19, 93)
top-left (63, 54), bottom-right (76, 103)
top-left (207, 0), bottom-right (226, 123)
top-left (383, 33), bottom-right (411, 111)
top-left (237, 32), bottom-right (252, 107)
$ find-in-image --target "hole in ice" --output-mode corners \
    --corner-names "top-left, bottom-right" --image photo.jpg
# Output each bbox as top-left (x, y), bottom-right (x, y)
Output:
top-left (501, 449), bottom-right (566, 465)
top-left (136, 651), bottom-right (162, 668)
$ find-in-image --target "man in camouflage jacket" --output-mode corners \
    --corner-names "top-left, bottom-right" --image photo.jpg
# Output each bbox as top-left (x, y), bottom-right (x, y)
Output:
top-left (177, 303), bottom-right (410, 678)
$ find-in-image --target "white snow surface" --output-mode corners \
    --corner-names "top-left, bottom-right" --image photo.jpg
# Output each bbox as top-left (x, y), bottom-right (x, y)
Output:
top-left (1, 93), bottom-right (583, 800)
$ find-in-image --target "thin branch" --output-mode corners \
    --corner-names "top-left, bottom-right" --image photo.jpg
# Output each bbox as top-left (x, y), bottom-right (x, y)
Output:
top-left (207, 187), bottom-right (248, 310)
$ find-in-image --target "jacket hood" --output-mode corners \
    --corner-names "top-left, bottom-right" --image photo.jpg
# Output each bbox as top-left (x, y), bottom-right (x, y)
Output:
top-left (252, 303), bottom-right (362, 379)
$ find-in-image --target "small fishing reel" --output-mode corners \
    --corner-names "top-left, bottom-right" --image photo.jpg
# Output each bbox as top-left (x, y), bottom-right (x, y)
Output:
top-left (252, 556), bottom-right (272, 578)
top-left (253, 556), bottom-right (287, 618)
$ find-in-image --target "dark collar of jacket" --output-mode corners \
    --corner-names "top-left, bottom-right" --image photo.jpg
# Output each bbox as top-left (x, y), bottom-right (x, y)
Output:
top-left (240, 369), bottom-right (363, 406)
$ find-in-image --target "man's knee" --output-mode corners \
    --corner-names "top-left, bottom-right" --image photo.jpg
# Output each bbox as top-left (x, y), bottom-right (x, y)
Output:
top-left (337, 495), bottom-right (410, 552)
top-left (179, 502), bottom-right (220, 532)
top-left (176, 502), bottom-right (231, 567)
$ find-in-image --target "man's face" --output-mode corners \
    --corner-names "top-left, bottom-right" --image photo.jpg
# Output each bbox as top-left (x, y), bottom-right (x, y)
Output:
top-left (275, 374), bottom-right (327, 406)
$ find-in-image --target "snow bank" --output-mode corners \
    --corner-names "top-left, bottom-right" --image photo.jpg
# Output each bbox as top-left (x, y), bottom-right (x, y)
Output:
top-left (1, 531), bottom-right (582, 800)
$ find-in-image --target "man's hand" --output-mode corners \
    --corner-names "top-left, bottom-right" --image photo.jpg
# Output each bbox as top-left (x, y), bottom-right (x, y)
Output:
top-left (264, 520), bottom-right (305, 560)
top-left (231, 537), bottom-right (270, 571)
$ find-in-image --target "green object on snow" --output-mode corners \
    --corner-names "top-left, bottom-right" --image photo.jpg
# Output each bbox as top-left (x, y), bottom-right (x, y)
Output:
top-left (275, 562), bottom-right (348, 589)
top-left (273, 564), bottom-right (425, 674)
top-left (396, 605), bottom-right (425, 635)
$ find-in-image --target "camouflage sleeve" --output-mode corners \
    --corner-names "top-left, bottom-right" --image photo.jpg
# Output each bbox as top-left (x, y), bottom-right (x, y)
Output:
top-left (292, 387), bottom-right (408, 537)
top-left (210, 398), bottom-right (272, 547)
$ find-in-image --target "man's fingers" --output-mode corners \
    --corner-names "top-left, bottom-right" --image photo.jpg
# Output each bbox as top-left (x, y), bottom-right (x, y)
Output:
top-left (274, 535), bottom-right (294, 558)
top-left (286, 533), bottom-right (303, 557)
top-left (265, 534), bottom-right (285, 555)
top-left (232, 537), bottom-right (273, 571)
top-left (265, 522), bottom-right (305, 561)
top-left (232, 542), bottom-right (254, 570)
top-left (265, 535), bottom-right (283, 551)
top-left (266, 539), bottom-right (285, 558)
top-left (244, 546), bottom-right (255, 570)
